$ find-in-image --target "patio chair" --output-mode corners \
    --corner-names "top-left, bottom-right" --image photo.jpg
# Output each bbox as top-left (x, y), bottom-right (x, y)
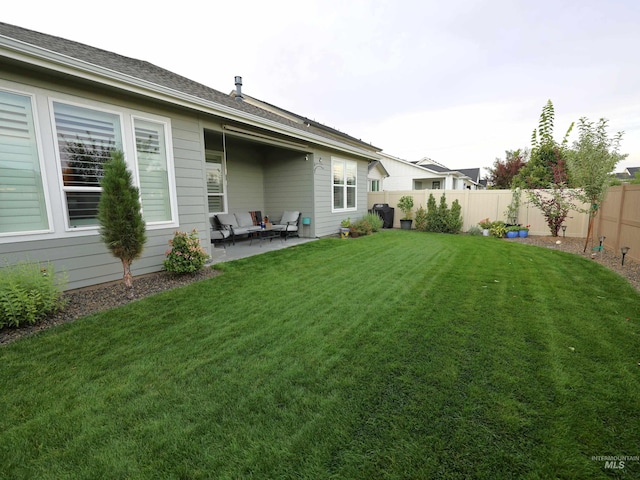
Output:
top-left (209, 216), bottom-right (231, 248)
top-left (272, 211), bottom-right (300, 239)
top-left (216, 212), bottom-right (256, 245)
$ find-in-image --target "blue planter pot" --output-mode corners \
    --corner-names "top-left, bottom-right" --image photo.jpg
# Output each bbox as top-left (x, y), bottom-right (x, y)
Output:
top-left (518, 230), bottom-right (529, 238)
top-left (506, 231), bottom-right (518, 238)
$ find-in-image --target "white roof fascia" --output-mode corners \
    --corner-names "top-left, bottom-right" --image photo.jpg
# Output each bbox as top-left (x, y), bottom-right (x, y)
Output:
top-left (0, 36), bottom-right (378, 161)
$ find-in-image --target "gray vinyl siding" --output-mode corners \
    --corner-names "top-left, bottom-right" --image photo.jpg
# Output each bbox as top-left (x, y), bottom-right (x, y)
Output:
top-left (1, 66), bottom-right (376, 290)
top-left (0, 74), bottom-right (208, 290)
top-left (264, 150), bottom-right (313, 236)
top-left (225, 142), bottom-right (266, 213)
top-left (311, 150), bottom-right (370, 237)
top-left (171, 116), bottom-right (208, 229)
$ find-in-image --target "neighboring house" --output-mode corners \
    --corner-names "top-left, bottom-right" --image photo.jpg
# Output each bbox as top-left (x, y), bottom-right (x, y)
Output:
top-left (615, 166), bottom-right (640, 183)
top-left (377, 154), bottom-right (482, 191)
top-left (456, 168), bottom-right (483, 188)
top-left (367, 160), bottom-right (389, 192)
top-left (0, 22), bottom-right (380, 289)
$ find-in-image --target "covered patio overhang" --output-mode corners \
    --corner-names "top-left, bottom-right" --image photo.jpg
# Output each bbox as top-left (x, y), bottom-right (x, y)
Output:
top-left (203, 124), bottom-right (315, 238)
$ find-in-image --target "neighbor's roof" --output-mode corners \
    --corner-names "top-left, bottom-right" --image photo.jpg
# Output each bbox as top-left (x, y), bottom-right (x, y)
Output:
top-left (457, 168), bottom-right (480, 182)
top-left (0, 22), bottom-right (379, 157)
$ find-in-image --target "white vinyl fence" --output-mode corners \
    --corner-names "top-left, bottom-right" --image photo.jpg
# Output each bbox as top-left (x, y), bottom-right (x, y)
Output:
top-left (368, 189), bottom-right (590, 238)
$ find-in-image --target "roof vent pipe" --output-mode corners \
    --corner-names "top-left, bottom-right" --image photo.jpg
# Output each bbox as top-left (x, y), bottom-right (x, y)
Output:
top-left (234, 76), bottom-right (243, 101)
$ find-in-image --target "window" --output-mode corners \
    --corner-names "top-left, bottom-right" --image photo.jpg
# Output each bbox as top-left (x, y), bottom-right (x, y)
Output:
top-left (53, 101), bottom-right (122, 227)
top-left (332, 157), bottom-right (357, 211)
top-left (432, 181), bottom-right (441, 189)
top-left (370, 179), bottom-right (380, 192)
top-left (0, 90), bottom-right (49, 234)
top-left (135, 118), bottom-right (172, 223)
top-left (206, 151), bottom-right (226, 213)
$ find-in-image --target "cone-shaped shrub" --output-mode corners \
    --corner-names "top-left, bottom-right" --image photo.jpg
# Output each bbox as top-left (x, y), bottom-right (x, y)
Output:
top-left (97, 150), bottom-right (146, 291)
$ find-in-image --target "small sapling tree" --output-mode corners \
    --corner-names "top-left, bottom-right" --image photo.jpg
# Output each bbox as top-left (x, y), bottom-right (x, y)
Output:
top-left (567, 117), bottom-right (627, 251)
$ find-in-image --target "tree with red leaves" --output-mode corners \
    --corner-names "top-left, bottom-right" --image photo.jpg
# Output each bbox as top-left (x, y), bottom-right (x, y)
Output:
top-left (486, 149), bottom-right (528, 189)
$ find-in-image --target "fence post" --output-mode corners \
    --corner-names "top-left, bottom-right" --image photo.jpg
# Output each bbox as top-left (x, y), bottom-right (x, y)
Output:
top-left (614, 184), bottom-right (627, 252)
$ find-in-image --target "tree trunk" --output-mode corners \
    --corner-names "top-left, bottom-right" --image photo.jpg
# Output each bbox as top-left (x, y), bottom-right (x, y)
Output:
top-left (583, 215), bottom-right (595, 253)
top-left (121, 259), bottom-right (134, 298)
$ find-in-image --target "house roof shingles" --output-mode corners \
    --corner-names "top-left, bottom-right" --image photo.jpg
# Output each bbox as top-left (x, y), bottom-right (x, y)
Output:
top-left (0, 22), bottom-right (377, 153)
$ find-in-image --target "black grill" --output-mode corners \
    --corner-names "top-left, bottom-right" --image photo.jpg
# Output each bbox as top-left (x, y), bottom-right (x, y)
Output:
top-left (370, 203), bottom-right (394, 228)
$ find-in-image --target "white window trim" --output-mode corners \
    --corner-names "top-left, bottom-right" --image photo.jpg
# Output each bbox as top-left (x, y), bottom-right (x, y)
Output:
top-left (46, 97), bottom-right (179, 233)
top-left (205, 149), bottom-right (227, 215)
top-left (49, 98), bottom-right (126, 232)
top-left (0, 87), bottom-right (53, 238)
top-left (0, 77), bottom-right (181, 244)
top-left (331, 156), bottom-right (358, 213)
top-left (132, 115), bottom-right (179, 226)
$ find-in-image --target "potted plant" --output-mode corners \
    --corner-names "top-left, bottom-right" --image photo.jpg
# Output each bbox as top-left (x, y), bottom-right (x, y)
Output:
top-left (506, 225), bottom-right (520, 238)
top-left (397, 195), bottom-right (414, 230)
top-left (478, 218), bottom-right (492, 237)
top-left (518, 225), bottom-right (530, 238)
top-left (340, 218), bottom-right (351, 239)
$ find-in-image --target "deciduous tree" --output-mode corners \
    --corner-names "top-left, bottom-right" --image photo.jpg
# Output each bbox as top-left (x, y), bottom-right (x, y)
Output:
top-left (518, 100), bottom-right (576, 235)
top-left (514, 100), bottom-right (573, 189)
top-left (487, 149), bottom-right (528, 189)
top-left (567, 117), bottom-right (627, 251)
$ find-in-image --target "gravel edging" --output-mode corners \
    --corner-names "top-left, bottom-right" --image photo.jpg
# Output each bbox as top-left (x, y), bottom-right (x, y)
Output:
top-left (1, 236), bottom-right (638, 346)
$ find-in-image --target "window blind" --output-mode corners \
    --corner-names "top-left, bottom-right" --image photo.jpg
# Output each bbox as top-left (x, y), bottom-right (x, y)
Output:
top-left (135, 119), bottom-right (171, 223)
top-left (0, 91), bottom-right (49, 234)
top-left (53, 102), bottom-right (119, 188)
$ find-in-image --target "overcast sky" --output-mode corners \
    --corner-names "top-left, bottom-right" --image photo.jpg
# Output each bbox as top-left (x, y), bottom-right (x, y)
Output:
top-left (5, 0), bottom-right (639, 174)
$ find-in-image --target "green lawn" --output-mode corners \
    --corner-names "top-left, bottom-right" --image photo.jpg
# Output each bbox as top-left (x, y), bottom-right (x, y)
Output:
top-left (1, 230), bottom-right (639, 479)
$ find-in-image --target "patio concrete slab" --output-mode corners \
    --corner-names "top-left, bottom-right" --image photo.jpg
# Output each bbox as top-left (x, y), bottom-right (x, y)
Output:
top-left (209, 236), bottom-right (318, 263)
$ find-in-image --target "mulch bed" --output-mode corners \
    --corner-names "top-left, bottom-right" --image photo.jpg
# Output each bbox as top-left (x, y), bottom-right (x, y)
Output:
top-left (510, 235), bottom-right (640, 292)
top-left (1, 236), bottom-right (638, 346)
top-left (0, 268), bottom-right (219, 346)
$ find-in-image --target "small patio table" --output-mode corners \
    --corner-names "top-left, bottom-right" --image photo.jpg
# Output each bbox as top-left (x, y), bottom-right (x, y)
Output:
top-left (248, 226), bottom-right (281, 247)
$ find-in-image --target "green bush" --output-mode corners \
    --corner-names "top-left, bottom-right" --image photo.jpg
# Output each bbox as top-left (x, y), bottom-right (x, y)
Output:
top-left (362, 212), bottom-right (383, 232)
top-left (350, 219), bottom-right (373, 236)
top-left (425, 194), bottom-right (440, 232)
top-left (423, 194), bottom-right (462, 234)
top-left (164, 229), bottom-right (210, 274)
top-left (490, 221), bottom-right (507, 238)
top-left (0, 261), bottom-right (66, 328)
top-left (413, 206), bottom-right (427, 231)
top-left (467, 225), bottom-right (482, 236)
top-left (447, 199), bottom-right (463, 234)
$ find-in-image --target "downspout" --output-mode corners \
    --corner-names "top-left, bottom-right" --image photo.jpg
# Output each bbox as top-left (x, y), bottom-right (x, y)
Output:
top-left (222, 128), bottom-right (228, 212)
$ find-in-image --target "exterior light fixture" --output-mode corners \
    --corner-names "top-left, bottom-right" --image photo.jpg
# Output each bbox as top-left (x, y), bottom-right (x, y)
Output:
top-left (621, 246), bottom-right (630, 266)
top-left (561, 225), bottom-right (567, 237)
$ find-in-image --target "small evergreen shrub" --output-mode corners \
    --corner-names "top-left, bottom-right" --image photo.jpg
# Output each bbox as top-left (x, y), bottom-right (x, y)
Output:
top-left (446, 199), bottom-right (463, 234)
top-left (362, 212), bottom-right (383, 232)
top-left (0, 261), bottom-right (66, 328)
top-left (423, 194), bottom-right (463, 234)
top-left (164, 229), bottom-right (210, 274)
top-left (414, 206), bottom-right (428, 231)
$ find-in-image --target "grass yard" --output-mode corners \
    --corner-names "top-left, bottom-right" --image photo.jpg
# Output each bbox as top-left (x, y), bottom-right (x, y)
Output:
top-left (1, 230), bottom-right (639, 479)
